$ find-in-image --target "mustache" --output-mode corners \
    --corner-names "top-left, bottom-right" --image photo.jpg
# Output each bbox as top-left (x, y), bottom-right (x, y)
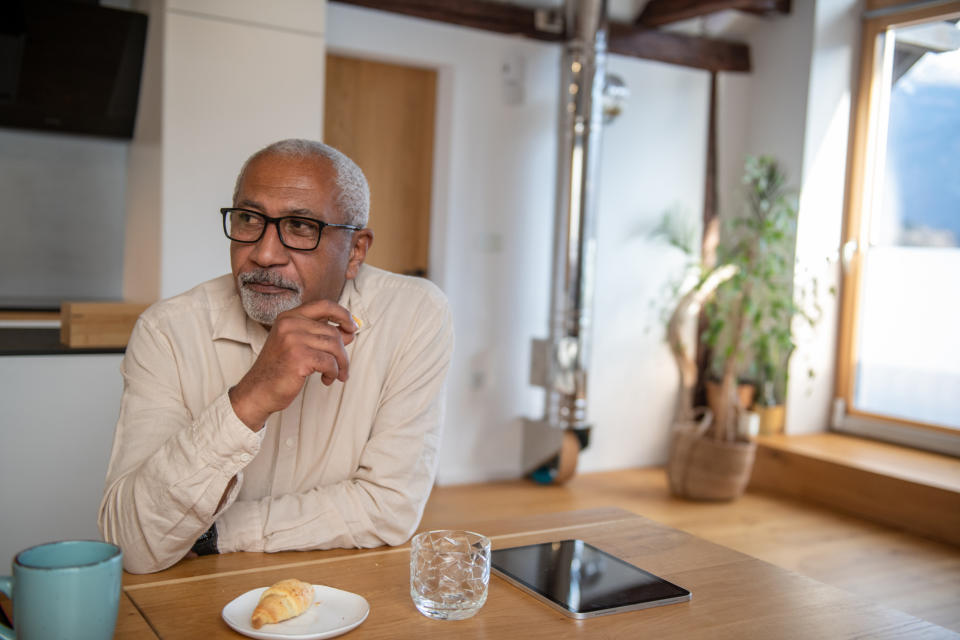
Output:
top-left (238, 269), bottom-right (302, 293)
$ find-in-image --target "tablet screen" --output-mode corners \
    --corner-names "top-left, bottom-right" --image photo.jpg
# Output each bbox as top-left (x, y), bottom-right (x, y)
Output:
top-left (491, 539), bottom-right (690, 618)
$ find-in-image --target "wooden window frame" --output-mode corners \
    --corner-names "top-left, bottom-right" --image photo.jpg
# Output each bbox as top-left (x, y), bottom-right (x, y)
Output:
top-left (835, 0), bottom-right (960, 456)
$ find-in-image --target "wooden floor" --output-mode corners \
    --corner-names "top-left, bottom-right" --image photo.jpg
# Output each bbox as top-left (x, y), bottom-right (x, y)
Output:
top-left (421, 467), bottom-right (960, 633)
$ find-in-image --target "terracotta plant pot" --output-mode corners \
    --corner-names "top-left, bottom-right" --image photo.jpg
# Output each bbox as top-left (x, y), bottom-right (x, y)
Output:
top-left (755, 404), bottom-right (786, 436)
top-left (667, 410), bottom-right (757, 501)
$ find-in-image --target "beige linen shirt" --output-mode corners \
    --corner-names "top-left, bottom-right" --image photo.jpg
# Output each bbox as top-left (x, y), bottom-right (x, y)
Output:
top-left (98, 264), bottom-right (453, 574)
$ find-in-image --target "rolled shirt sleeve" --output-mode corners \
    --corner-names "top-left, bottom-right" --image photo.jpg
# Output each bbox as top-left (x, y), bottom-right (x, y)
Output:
top-left (99, 313), bottom-right (263, 574)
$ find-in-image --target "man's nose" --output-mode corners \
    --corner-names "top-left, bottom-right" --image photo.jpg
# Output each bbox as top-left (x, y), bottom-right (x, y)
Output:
top-left (249, 222), bottom-right (289, 266)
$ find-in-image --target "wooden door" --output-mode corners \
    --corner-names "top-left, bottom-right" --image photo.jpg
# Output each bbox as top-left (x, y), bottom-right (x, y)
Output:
top-left (324, 54), bottom-right (436, 278)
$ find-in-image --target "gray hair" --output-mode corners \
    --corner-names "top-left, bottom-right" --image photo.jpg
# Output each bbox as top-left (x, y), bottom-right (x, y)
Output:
top-left (233, 139), bottom-right (370, 227)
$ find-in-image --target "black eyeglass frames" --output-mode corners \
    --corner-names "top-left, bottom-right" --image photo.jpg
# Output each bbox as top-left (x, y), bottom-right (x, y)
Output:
top-left (220, 208), bottom-right (362, 251)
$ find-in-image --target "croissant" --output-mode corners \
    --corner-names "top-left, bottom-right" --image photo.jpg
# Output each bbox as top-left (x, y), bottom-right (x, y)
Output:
top-left (250, 578), bottom-right (314, 629)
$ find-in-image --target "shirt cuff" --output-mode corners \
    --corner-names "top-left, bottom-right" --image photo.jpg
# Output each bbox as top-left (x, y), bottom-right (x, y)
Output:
top-left (216, 498), bottom-right (266, 553)
top-left (191, 392), bottom-right (263, 474)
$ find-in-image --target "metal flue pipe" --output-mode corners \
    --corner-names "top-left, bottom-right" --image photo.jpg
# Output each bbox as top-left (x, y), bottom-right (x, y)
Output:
top-left (546, 0), bottom-right (608, 433)
top-left (525, 0), bottom-right (615, 482)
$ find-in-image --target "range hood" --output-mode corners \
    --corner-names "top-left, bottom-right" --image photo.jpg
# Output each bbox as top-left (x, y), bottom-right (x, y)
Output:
top-left (0, 1), bottom-right (148, 139)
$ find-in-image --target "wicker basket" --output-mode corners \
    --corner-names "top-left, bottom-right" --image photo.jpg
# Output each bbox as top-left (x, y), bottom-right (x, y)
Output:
top-left (667, 409), bottom-right (757, 501)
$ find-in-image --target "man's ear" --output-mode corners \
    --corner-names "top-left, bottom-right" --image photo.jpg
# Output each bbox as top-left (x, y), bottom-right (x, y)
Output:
top-left (345, 229), bottom-right (374, 280)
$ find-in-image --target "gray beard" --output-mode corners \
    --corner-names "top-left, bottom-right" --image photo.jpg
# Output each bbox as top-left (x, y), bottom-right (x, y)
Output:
top-left (237, 269), bottom-right (303, 325)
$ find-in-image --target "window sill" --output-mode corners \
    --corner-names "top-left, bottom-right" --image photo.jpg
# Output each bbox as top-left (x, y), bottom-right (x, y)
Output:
top-left (750, 432), bottom-right (960, 546)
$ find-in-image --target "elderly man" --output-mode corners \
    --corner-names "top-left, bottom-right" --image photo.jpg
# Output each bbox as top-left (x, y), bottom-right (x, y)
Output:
top-left (99, 139), bottom-right (453, 574)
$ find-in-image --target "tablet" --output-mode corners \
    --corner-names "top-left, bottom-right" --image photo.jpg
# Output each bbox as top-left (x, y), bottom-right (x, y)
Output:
top-left (491, 539), bottom-right (690, 619)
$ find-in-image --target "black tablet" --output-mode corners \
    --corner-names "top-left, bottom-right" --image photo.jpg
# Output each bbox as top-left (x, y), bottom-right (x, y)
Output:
top-left (491, 539), bottom-right (691, 619)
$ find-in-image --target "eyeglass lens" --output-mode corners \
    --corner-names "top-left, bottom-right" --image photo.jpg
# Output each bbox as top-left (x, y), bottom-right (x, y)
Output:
top-left (225, 210), bottom-right (321, 250)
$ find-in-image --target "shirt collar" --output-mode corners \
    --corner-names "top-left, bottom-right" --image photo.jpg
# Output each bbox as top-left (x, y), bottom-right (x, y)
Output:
top-left (338, 264), bottom-right (372, 335)
top-left (211, 284), bottom-right (269, 355)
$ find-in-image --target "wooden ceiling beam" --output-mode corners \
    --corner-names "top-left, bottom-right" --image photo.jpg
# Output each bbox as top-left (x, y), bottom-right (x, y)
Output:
top-left (609, 23), bottom-right (750, 71)
top-left (329, 0), bottom-right (563, 42)
top-left (637, 0), bottom-right (791, 28)
top-left (331, 0), bottom-right (751, 72)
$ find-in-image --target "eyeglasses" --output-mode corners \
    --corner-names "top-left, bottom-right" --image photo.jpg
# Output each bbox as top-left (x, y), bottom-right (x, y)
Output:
top-left (220, 208), bottom-right (362, 251)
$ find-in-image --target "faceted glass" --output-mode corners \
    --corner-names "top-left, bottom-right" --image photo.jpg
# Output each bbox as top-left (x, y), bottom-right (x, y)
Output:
top-left (410, 530), bottom-right (490, 620)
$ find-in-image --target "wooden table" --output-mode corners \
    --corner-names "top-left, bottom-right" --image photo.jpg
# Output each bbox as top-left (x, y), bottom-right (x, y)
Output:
top-left (119, 507), bottom-right (958, 639)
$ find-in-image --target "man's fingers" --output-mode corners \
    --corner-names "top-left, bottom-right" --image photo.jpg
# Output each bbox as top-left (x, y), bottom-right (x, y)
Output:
top-left (276, 314), bottom-right (356, 348)
top-left (268, 308), bottom-right (355, 385)
top-left (310, 349), bottom-right (347, 385)
top-left (296, 335), bottom-right (349, 383)
top-left (290, 300), bottom-right (359, 336)
top-left (300, 313), bottom-right (358, 347)
top-left (339, 320), bottom-right (357, 346)
top-left (301, 318), bottom-right (356, 347)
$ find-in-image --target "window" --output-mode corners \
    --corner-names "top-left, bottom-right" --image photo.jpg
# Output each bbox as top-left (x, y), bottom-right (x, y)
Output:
top-left (836, 1), bottom-right (960, 455)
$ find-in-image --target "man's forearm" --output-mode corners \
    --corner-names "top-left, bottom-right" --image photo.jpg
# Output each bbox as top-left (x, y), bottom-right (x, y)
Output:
top-left (99, 453), bottom-right (234, 573)
top-left (216, 473), bottom-right (431, 554)
top-left (99, 393), bottom-right (261, 573)
top-left (217, 382), bottom-right (446, 555)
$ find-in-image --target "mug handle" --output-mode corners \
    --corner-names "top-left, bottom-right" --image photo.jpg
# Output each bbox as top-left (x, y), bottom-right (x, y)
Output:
top-left (0, 575), bottom-right (14, 640)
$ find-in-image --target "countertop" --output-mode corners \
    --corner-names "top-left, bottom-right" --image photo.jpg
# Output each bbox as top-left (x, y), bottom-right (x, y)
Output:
top-left (0, 328), bottom-right (125, 356)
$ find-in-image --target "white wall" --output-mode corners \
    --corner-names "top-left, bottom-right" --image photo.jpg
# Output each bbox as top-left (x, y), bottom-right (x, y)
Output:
top-left (122, 0), bottom-right (164, 302)
top-left (583, 59), bottom-right (708, 473)
top-left (326, 5), bottom-right (709, 483)
top-left (0, 355), bottom-right (124, 565)
top-left (716, 0), bottom-right (860, 436)
top-left (786, 0), bottom-right (861, 434)
top-left (716, 4), bottom-right (814, 219)
top-left (123, 0), bottom-right (327, 301)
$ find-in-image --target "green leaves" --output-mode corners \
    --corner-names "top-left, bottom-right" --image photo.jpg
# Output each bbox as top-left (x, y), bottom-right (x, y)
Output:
top-left (704, 155), bottom-right (804, 404)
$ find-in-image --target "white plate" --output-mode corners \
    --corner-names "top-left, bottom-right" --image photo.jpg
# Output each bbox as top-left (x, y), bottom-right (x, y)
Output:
top-left (221, 584), bottom-right (370, 640)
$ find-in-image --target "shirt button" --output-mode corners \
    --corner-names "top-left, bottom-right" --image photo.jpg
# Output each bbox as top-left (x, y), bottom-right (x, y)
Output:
top-left (240, 453), bottom-right (251, 462)
top-left (285, 438), bottom-right (295, 448)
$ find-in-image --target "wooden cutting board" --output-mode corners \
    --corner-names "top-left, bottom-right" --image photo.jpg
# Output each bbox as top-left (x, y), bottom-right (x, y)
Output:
top-left (60, 302), bottom-right (150, 348)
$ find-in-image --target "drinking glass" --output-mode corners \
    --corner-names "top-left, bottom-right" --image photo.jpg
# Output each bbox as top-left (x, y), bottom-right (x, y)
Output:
top-left (410, 530), bottom-right (490, 620)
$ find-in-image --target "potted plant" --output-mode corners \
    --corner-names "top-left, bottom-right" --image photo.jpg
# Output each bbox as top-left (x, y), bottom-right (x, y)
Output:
top-left (702, 155), bottom-right (800, 437)
top-left (752, 327), bottom-right (791, 435)
top-left (665, 155), bottom-right (805, 500)
top-left (751, 249), bottom-right (823, 435)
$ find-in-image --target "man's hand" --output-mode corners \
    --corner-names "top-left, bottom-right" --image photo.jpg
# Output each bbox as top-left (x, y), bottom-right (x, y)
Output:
top-left (229, 300), bottom-right (359, 430)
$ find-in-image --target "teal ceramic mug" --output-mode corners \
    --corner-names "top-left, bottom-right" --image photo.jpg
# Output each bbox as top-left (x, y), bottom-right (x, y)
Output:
top-left (0, 540), bottom-right (122, 640)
